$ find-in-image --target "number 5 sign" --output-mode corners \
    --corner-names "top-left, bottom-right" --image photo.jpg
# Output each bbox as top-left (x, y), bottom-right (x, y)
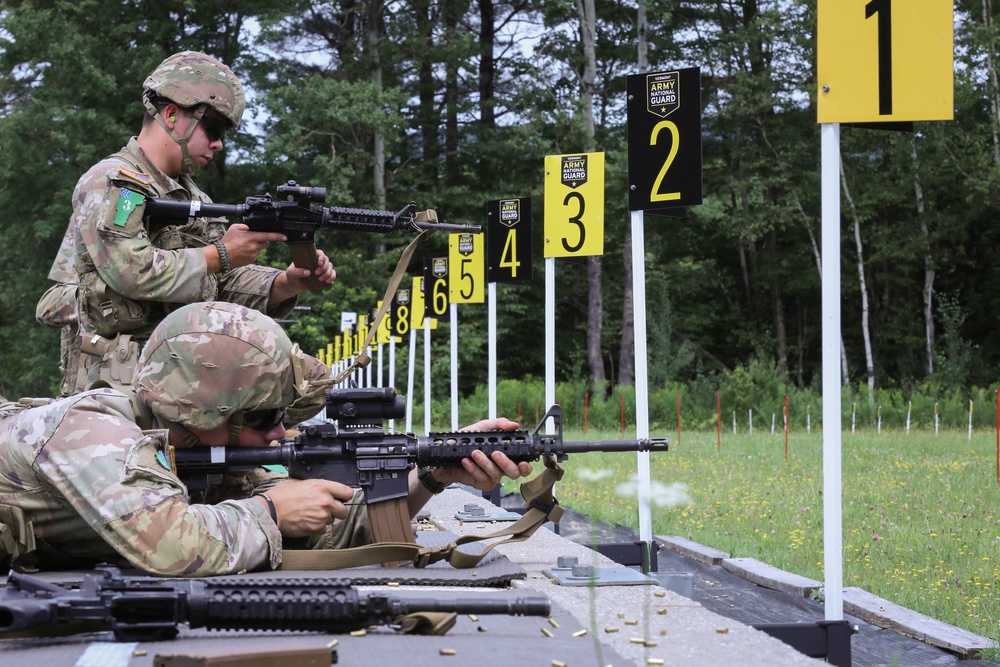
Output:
top-left (544, 153), bottom-right (605, 258)
top-left (626, 68), bottom-right (702, 212)
top-left (449, 233), bottom-right (485, 304)
top-left (818, 0), bottom-right (952, 123)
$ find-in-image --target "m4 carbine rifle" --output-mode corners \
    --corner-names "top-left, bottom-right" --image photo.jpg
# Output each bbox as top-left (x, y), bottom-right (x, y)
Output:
top-left (0, 565), bottom-right (551, 642)
top-left (144, 181), bottom-right (478, 292)
top-left (172, 387), bottom-right (669, 554)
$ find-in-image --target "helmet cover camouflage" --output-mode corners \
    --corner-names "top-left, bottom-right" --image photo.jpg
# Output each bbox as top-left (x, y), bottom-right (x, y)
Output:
top-left (143, 51), bottom-right (246, 128)
top-left (134, 302), bottom-right (329, 431)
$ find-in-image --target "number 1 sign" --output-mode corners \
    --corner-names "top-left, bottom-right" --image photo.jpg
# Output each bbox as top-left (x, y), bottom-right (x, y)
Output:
top-left (817, 0), bottom-right (952, 123)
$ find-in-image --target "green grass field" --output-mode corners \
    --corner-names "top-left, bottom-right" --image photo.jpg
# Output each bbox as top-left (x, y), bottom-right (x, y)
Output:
top-left (531, 429), bottom-right (1000, 658)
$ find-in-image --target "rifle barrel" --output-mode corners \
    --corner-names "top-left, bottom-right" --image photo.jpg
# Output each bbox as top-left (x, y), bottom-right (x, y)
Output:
top-left (386, 595), bottom-right (551, 618)
top-left (413, 221), bottom-right (482, 233)
top-left (558, 438), bottom-right (669, 454)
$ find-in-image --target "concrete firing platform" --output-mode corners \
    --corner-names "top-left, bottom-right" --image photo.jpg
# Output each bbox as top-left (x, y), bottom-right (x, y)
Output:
top-left (0, 486), bottom-right (826, 667)
top-left (429, 489), bottom-right (827, 667)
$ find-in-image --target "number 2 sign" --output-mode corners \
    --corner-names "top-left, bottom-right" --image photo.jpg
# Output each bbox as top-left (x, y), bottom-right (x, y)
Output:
top-left (626, 68), bottom-right (702, 212)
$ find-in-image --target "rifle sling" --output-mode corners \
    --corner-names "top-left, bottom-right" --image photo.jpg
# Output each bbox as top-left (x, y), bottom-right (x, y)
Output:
top-left (332, 229), bottom-right (435, 384)
top-left (278, 457), bottom-right (564, 571)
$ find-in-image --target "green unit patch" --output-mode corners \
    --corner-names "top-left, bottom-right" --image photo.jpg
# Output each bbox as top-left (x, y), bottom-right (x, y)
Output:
top-left (155, 450), bottom-right (172, 471)
top-left (114, 187), bottom-right (146, 227)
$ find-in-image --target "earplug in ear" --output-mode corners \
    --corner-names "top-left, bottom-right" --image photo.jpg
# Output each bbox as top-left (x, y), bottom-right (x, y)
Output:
top-left (168, 115), bottom-right (176, 122)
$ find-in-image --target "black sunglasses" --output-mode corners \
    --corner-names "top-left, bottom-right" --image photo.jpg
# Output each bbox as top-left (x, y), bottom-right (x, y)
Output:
top-left (200, 115), bottom-right (229, 143)
top-left (243, 407), bottom-right (287, 431)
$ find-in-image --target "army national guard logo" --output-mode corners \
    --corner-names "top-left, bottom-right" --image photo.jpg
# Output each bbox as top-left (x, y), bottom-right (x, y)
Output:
top-left (431, 257), bottom-right (448, 276)
top-left (500, 200), bottom-right (520, 227)
top-left (561, 155), bottom-right (589, 189)
top-left (647, 71), bottom-right (680, 118)
top-left (456, 234), bottom-right (475, 257)
top-left (396, 289), bottom-right (410, 305)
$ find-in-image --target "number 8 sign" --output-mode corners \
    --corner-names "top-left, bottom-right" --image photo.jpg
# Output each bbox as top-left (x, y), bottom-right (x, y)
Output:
top-left (626, 68), bottom-right (702, 213)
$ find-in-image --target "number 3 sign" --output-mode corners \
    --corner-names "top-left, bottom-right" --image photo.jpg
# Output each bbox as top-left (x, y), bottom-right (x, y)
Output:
top-left (626, 68), bottom-right (702, 212)
top-left (544, 152), bottom-right (605, 258)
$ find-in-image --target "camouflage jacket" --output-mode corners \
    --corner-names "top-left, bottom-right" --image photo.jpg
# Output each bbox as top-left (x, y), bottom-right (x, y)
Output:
top-left (0, 389), bottom-right (370, 576)
top-left (72, 138), bottom-right (296, 342)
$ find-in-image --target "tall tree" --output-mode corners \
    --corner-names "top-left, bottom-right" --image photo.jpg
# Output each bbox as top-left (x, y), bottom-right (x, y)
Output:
top-left (576, 0), bottom-right (606, 391)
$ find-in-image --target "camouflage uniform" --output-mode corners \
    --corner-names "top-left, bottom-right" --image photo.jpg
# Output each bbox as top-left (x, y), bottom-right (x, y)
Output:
top-left (65, 52), bottom-right (296, 389)
top-left (35, 177), bottom-right (93, 397)
top-left (0, 303), bottom-right (370, 576)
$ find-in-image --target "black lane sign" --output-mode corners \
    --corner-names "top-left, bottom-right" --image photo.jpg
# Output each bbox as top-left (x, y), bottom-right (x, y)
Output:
top-left (486, 198), bottom-right (532, 284)
top-left (423, 257), bottom-right (449, 319)
top-left (627, 67), bottom-right (702, 212)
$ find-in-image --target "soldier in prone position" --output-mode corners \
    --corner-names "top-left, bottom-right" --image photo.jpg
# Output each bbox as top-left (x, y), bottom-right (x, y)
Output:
top-left (0, 301), bottom-right (531, 576)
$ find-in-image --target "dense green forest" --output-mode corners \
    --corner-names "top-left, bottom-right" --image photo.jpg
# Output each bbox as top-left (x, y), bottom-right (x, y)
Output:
top-left (2, 0), bottom-right (1000, 409)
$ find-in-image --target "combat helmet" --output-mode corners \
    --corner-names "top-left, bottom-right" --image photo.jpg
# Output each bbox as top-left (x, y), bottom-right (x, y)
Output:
top-left (141, 51), bottom-right (246, 173)
top-left (134, 302), bottom-right (331, 446)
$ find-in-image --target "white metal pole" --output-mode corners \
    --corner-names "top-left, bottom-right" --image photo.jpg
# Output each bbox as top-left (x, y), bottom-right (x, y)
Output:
top-left (489, 282), bottom-right (497, 420)
top-left (406, 329), bottom-right (416, 432)
top-left (631, 210), bottom-right (653, 544)
top-left (821, 122), bottom-right (844, 621)
top-left (545, 257), bottom-right (556, 434)
top-left (424, 318), bottom-right (432, 434)
top-left (450, 304), bottom-right (459, 430)
top-left (376, 342), bottom-right (383, 388)
top-left (388, 338), bottom-right (396, 431)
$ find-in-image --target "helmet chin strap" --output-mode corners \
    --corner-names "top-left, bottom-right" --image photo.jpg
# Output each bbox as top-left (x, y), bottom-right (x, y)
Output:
top-left (226, 412), bottom-right (245, 447)
top-left (142, 97), bottom-right (207, 175)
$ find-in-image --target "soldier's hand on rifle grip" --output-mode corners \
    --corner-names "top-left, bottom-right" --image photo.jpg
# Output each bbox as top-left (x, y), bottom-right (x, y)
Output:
top-left (259, 478), bottom-right (356, 538)
top-left (266, 249), bottom-right (337, 303)
top-left (285, 247), bottom-right (336, 294)
top-left (215, 224), bottom-right (288, 270)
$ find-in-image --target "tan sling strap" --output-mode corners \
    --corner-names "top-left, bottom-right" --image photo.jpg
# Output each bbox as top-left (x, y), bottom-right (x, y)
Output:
top-left (0, 504), bottom-right (39, 573)
top-left (333, 225), bottom-right (436, 384)
top-left (396, 611), bottom-right (458, 635)
top-left (0, 397), bottom-right (56, 419)
top-left (277, 457), bottom-right (565, 571)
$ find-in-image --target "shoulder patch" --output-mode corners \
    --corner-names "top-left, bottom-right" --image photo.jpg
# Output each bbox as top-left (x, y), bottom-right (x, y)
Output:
top-left (116, 166), bottom-right (152, 186)
top-left (114, 187), bottom-right (146, 227)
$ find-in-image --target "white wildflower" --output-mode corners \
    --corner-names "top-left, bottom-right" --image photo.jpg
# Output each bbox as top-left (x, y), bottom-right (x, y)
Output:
top-left (615, 475), bottom-right (693, 508)
top-left (576, 468), bottom-right (613, 482)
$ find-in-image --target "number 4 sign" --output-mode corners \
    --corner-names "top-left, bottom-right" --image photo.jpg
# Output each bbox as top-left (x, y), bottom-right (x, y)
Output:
top-left (626, 68), bottom-right (702, 212)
